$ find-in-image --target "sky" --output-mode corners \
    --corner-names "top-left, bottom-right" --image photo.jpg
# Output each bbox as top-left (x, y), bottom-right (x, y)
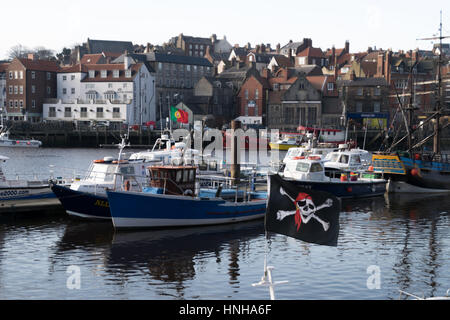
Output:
top-left (1, 0), bottom-right (450, 60)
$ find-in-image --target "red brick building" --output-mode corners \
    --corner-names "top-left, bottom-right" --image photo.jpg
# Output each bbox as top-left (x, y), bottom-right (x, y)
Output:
top-left (236, 74), bottom-right (270, 125)
top-left (5, 55), bottom-right (59, 122)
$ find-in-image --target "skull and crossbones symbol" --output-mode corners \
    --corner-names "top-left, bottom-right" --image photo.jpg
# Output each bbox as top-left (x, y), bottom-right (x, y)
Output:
top-left (277, 187), bottom-right (333, 231)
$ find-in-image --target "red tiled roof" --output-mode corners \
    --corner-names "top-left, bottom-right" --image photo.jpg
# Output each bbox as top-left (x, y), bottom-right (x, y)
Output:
top-left (81, 63), bottom-right (142, 82)
top-left (297, 47), bottom-right (324, 58)
top-left (0, 63), bottom-right (10, 73)
top-left (59, 64), bottom-right (86, 73)
top-left (18, 58), bottom-right (60, 72)
top-left (80, 54), bottom-right (104, 65)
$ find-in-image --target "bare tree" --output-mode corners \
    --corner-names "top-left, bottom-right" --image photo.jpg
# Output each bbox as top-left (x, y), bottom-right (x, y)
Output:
top-left (7, 44), bottom-right (30, 59)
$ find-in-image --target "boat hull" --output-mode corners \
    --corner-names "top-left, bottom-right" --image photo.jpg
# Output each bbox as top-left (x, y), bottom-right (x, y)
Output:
top-left (51, 184), bottom-right (111, 220)
top-left (285, 179), bottom-right (387, 199)
top-left (0, 185), bottom-right (58, 212)
top-left (386, 157), bottom-right (450, 193)
top-left (106, 190), bottom-right (266, 229)
top-left (269, 143), bottom-right (300, 151)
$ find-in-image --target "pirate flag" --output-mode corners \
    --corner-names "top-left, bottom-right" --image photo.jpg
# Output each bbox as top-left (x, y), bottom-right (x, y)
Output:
top-left (265, 174), bottom-right (340, 246)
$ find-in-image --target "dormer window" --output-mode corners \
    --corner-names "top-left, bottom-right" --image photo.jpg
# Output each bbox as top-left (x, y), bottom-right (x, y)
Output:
top-left (113, 70), bottom-right (119, 78)
top-left (125, 70), bottom-right (132, 78)
top-left (101, 70), bottom-right (107, 78)
top-left (89, 70), bottom-right (95, 78)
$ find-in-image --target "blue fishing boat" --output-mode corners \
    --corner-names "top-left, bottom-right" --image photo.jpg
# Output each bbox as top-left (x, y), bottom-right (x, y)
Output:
top-left (106, 165), bottom-right (266, 229)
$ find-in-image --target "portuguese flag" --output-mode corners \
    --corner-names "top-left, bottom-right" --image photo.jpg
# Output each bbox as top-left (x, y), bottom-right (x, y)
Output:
top-left (170, 106), bottom-right (189, 123)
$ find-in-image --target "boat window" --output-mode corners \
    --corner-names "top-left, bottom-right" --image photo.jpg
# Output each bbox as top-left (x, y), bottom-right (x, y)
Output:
top-left (295, 162), bottom-right (309, 172)
top-left (339, 155), bottom-right (349, 164)
top-left (120, 166), bottom-right (135, 176)
top-left (176, 170), bottom-right (182, 183)
top-left (310, 163), bottom-right (324, 172)
top-left (329, 153), bottom-right (339, 162)
top-left (183, 169), bottom-right (189, 182)
top-left (189, 169), bottom-right (195, 182)
top-left (351, 155), bottom-right (361, 164)
top-left (104, 165), bottom-right (116, 182)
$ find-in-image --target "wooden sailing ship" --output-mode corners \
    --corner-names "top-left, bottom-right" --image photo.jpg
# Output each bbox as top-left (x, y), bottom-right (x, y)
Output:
top-left (373, 11), bottom-right (450, 193)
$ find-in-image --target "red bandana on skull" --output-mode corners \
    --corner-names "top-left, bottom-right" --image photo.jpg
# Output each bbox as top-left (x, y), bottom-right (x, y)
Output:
top-left (294, 193), bottom-right (312, 231)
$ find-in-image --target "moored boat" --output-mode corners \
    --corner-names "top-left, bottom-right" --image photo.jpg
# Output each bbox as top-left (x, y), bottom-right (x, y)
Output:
top-left (281, 155), bottom-right (386, 199)
top-left (0, 155), bottom-right (65, 212)
top-left (106, 165), bottom-right (266, 229)
top-left (0, 130), bottom-right (42, 148)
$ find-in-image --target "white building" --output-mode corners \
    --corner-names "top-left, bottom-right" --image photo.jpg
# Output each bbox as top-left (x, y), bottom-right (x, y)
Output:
top-left (43, 56), bottom-right (155, 127)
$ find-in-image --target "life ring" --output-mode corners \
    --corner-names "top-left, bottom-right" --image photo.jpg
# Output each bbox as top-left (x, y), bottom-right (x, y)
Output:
top-left (94, 159), bottom-right (104, 163)
top-left (123, 180), bottom-right (131, 191)
top-left (308, 156), bottom-right (321, 160)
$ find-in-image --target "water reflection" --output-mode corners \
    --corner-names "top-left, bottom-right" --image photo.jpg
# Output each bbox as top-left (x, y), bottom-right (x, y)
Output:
top-left (53, 219), bottom-right (264, 298)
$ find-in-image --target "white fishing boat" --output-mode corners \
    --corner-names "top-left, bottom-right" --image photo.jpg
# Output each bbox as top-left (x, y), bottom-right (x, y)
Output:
top-left (0, 155), bottom-right (63, 212)
top-left (323, 145), bottom-right (372, 172)
top-left (0, 130), bottom-right (42, 148)
top-left (281, 155), bottom-right (386, 198)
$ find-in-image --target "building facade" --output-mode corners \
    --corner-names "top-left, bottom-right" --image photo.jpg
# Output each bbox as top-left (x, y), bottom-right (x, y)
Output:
top-left (5, 56), bottom-right (59, 122)
top-left (43, 58), bottom-right (155, 126)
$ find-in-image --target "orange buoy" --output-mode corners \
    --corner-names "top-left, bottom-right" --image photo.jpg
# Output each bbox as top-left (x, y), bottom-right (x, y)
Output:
top-left (368, 166), bottom-right (374, 172)
top-left (411, 168), bottom-right (419, 176)
top-left (340, 174), bottom-right (348, 182)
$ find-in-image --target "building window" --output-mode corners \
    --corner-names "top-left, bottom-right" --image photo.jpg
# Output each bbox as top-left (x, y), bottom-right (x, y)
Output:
top-left (19, 71), bottom-right (23, 79)
top-left (327, 83), bottom-right (334, 91)
top-left (125, 70), bottom-right (131, 77)
top-left (96, 107), bottom-right (104, 118)
top-left (374, 102), bottom-right (381, 112)
top-left (113, 70), bottom-right (119, 78)
top-left (19, 100), bottom-right (23, 108)
top-left (80, 107), bottom-right (88, 118)
top-left (32, 100), bottom-right (36, 108)
top-left (245, 89), bottom-right (249, 99)
top-left (356, 102), bottom-right (363, 112)
top-left (104, 92), bottom-right (115, 101)
top-left (9, 86), bottom-right (12, 94)
top-left (49, 107), bottom-right (56, 117)
top-left (9, 72), bottom-right (13, 79)
top-left (113, 107), bottom-right (121, 118)
top-left (31, 71), bottom-right (36, 79)
top-left (19, 86), bottom-right (23, 94)
top-left (71, 88), bottom-right (75, 94)
top-left (14, 86), bottom-right (18, 94)
top-left (62, 88), bottom-right (67, 94)
top-left (101, 70), bottom-right (107, 78)
top-left (47, 86), bottom-right (51, 94)
top-left (64, 107), bottom-right (71, 118)
top-left (47, 72), bottom-right (51, 80)
top-left (255, 89), bottom-right (259, 99)
top-left (357, 88), bottom-right (363, 96)
top-left (89, 70), bottom-right (95, 78)
top-left (32, 85), bottom-right (36, 94)
top-left (63, 75), bottom-right (67, 81)
top-left (374, 87), bottom-right (381, 96)
top-left (14, 71), bottom-right (18, 79)
top-left (71, 75), bottom-right (75, 81)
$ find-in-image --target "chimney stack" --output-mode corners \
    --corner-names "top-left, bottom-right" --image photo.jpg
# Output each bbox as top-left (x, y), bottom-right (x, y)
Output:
top-left (345, 40), bottom-right (350, 53)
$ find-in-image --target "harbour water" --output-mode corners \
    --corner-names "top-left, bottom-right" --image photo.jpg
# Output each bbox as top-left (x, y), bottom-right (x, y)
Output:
top-left (0, 148), bottom-right (449, 300)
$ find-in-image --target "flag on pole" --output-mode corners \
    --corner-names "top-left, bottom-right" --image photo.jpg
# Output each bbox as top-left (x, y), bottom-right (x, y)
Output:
top-left (170, 106), bottom-right (189, 124)
top-left (265, 174), bottom-right (340, 246)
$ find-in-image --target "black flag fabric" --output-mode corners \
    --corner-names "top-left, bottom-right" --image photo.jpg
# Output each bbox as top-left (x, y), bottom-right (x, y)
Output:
top-left (265, 174), bottom-right (340, 246)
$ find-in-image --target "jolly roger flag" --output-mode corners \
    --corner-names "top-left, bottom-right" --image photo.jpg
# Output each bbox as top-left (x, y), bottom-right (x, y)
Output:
top-left (265, 174), bottom-right (341, 246)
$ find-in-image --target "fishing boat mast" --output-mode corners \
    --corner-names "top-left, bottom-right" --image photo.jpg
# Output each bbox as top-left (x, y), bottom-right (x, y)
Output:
top-left (415, 10), bottom-right (449, 156)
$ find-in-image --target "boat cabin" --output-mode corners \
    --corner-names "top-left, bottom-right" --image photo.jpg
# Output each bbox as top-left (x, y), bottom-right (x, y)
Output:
top-left (283, 156), bottom-right (327, 181)
top-left (324, 149), bottom-right (371, 172)
top-left (148, 165), bottom-right (197, 196)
